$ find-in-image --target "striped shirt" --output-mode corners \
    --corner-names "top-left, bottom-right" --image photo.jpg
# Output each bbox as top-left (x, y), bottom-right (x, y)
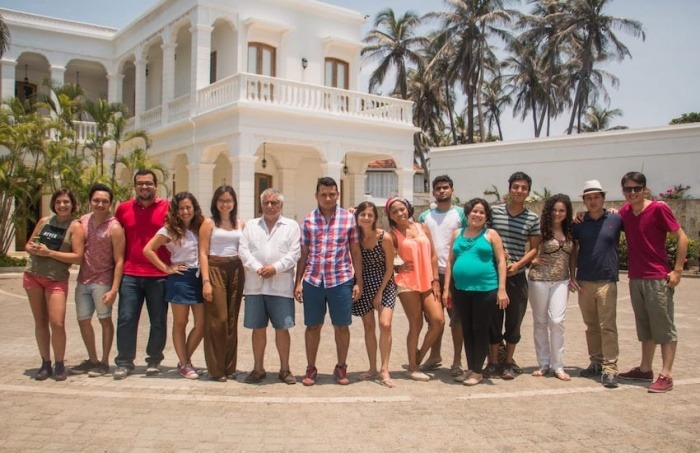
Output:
top-left (489, 204), bottom-right (541, 275)
top-left (301, 206), bottom-right (358, 288)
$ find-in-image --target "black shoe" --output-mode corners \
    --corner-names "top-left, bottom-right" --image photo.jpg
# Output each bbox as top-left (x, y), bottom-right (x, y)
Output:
top-left (145, 362), bottom-right (161, 376)
top-left (87, 363), bottom-right (110, 377)
top-left (54, 361), bottom-right (67, 381)
top-left (580, 362), bottom-right (603, 378)
top-left (602, 373), bottom-right (619, 388)
top-left (70, 359), bottom-right (100, 375)
top-left (35, 360), bottom-right (52, 381)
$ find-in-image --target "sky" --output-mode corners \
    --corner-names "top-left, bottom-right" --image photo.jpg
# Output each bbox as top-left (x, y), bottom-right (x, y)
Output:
top-left (2, 0), bottom-right (698, 140)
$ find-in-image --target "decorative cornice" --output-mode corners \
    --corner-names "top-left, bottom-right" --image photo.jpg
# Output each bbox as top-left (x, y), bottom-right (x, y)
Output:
top-left (0, 8), bottom-right (117, 40)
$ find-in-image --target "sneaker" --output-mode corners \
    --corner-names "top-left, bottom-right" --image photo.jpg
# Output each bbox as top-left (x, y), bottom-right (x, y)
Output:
top-left (278, 370), bottom-right (296, 385)
top-left (501, 363), bottom-right (516, 380)
top-left (580, 362), bottom-right (603, 378)
top-left (334, 364), bottom-right (350, 385)
top-left (601, 373), bottom-right (619, 389)
top-left (35, 360), bottom-right (52, 381)
top-left (619, 366), bottom-right (653, 381)
top-left (113, 366), bottom-right (131, 380)
top-left (178, 363), bottom-right (199, 380)
top-left (70, 359), bottom-right (100, 375)
top-left (648, 374), bottom-right (673, 393)
top-left (406, 370), bottom-right (430, 382)
top-left (302, 366), bottom-right (318, 386)
top-left (483, 363), bottom-right (500, 379)
top-left (88, 363), bottom-right (110, 377)
top-left (450, 364), bottom-right (464, 377)
top-left (145, 362), bottom-right (161, 376)
top-left (244, 369), bottom-right (267, 384)
top-left (54, 361), bottom-right (67, 381)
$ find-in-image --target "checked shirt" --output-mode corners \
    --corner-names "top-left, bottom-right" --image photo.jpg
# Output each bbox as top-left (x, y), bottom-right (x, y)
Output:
top-left (301, 205), bottom-right (358, 288)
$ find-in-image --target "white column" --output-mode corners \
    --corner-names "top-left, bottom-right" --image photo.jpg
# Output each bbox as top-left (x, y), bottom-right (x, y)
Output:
top-left (280, 167), bottom-right (297, 221)
top-left (237, 24), bottom-right (249, 73)
top-left (134, 58), bottom-right (147, 127)
top-left (348, 171), bottom-right (367, 208)
top-left (190, 24), bottom-right (213, 95)
top-left (396, 168), bottom-right (416, 201)
top-left (107, 73), bottom-right (124, 104)
top-left (186, 163), bottom-right (216, 209)
top-left (49, 65), bottom-right (66, 87)
top-left (230, 155), bottom-right (258, 222)
top-left (161, 42), bottom-right (177, 124)
top-left (323, 162), bottom-right (344, 189)
top-left (0, 59), bottom-right (17, 101)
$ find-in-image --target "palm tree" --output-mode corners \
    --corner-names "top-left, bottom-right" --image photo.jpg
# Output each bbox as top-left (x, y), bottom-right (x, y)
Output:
top-left (362, 9), bottom-right (428, 100)
top-left (0, 13), bottom-right (10, 58)
top-left (580, 104), bottom-right (627, 132)
top-left (428, 0), bottom-right (514, 143)
top-left (557, 0), bottom-right (645, 134)
top-left (481, 75), bottom-right (511, 140)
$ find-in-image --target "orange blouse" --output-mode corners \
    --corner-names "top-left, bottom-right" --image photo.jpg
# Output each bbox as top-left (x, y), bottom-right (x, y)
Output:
top-left (393, 224), bottom-right (433, 293)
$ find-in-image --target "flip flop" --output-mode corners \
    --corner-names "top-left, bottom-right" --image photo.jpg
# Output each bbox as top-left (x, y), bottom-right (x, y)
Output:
top-left (380, 377), bottom-right (396, 388)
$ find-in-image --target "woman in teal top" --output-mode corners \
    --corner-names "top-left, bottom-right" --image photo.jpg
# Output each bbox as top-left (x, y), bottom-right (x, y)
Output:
top-left (443, 198), bottom-right (509, 386)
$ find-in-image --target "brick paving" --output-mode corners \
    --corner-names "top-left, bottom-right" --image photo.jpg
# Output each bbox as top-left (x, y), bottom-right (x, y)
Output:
top-left (0, 270), bottom-right (698, 451)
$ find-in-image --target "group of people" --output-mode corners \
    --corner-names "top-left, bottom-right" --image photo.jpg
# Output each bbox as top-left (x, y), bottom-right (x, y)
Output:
top-left (23, 169), bottom-right (687, 393)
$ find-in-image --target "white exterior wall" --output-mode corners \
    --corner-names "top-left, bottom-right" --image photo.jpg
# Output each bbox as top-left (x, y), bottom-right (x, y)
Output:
top-left (430, 124), bottom-right (700, 203)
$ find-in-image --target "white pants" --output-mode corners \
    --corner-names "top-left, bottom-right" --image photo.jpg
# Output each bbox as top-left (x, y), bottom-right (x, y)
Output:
top-left (529, 280), bottom-right (569, 371)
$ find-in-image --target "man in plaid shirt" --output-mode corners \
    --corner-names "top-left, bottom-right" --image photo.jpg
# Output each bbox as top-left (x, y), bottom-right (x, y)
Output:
top-left (295, 177), bottom-right (363, 386)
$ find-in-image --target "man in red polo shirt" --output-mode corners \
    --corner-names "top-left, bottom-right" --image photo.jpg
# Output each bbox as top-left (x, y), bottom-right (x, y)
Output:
top-left (113, 169), bottom-right (170, 379)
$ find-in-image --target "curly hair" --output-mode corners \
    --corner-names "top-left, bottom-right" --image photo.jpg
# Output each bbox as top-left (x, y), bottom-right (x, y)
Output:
top-left (463, 197), bottom-right (492, 222)
top-left (165, 192), bottom-right (204, 244)
top-left (540, 194), bottom-right (573, 241)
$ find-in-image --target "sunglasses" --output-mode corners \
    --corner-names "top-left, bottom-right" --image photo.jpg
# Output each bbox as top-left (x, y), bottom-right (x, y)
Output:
top-left (622, 186), bottom-right (644, 194)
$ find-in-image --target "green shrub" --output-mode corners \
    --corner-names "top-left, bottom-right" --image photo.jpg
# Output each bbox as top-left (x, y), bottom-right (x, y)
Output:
top-left (0, 254), bottom-right (27, 267)
top-left (618, 233), bottom-right (699, 270)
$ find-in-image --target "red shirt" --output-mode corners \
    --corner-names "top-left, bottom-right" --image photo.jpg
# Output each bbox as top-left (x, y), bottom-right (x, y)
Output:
top-left (115, 198), bottom-right (170, 277)
top-left (619, 201), bottom-right (680, 280)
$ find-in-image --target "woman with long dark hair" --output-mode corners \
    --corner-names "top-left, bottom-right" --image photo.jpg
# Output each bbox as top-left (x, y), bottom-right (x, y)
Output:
top-left (386, 197), bottom-right (444, 381)
top-left (198, 185), bottom-right (245, 382)
top-left (24, 188), bottom-right (85, 381)
top-left (144, 192), bottom-right (205, 379)
top-left (443, 198), bottom-right (509, 386)
top-left (528, 194), bottom-right (575, 381)
top-left (354, 201), bottom-right (397, 387)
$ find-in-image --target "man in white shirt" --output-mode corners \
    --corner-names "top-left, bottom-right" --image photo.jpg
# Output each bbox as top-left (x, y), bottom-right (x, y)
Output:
top-left (418, 175), bottom-right (467, 376)
top-left (239, 188), bottom-right (301, 385)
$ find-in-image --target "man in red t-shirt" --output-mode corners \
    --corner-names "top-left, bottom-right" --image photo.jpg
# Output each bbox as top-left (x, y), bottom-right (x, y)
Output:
top-left (113, 169), bottom-right (170, 380)
top-left (617, 172), bottom-right (688, 393)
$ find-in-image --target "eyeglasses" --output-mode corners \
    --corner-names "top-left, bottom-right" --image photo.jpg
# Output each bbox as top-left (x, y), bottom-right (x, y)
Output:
top-left (622, 186), bottom-right (644, 193)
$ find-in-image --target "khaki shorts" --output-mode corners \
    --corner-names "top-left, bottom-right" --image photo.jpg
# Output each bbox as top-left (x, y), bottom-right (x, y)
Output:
top-left (628, 279), bottom-right (676, 344)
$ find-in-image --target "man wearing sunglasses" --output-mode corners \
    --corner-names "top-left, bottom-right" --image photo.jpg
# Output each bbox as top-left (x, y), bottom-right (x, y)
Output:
top-left (617, 172), bottom-right (688, 393)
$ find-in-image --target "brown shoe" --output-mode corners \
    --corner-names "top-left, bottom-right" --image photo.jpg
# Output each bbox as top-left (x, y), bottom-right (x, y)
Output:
top-left (278, 370), bottom-right (296, 385)
top-left (244, 369), bottom-right (266, 384)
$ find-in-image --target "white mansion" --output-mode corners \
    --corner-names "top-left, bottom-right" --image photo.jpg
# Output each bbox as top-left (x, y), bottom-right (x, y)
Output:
top-left (1, 0), bottom-right (417, 223)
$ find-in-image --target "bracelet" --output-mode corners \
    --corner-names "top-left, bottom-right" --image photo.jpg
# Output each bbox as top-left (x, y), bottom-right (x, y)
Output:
top-left (202, 279), bottom-right (210, 284)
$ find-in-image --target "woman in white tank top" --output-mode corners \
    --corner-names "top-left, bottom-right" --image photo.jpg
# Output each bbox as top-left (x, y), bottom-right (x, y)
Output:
top-left (198, 185), bottom-right (245, 381)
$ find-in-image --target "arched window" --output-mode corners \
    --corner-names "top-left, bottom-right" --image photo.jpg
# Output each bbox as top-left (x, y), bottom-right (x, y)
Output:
top-left (248, 43), bottom-right (276, 76)
top-left (324, 58), bottom-right (348, 89)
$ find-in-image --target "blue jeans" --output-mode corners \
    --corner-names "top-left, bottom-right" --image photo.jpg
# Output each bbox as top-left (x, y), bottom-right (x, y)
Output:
top-left (115, 275), bottom-right (168, 368)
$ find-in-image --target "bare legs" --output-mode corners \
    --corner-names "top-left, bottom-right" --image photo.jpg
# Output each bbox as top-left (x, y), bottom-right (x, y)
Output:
top-left (400, 290), bottom-right (445, 372)
top-left (27, 288), bottom-right (67, 362)
top-left (252, 328), bottom-right (292, 372)
top-left (361, 306), bottom-right (394, 381)
top-left (171, 303), bottom-right (204, 366)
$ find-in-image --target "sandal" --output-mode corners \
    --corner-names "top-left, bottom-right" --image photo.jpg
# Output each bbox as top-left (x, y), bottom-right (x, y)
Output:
top-left (244, 369), bottom-right (266, 384)
top-left (380, 377), bottom-right (396, 388)
top-left (532, 367), bottom-right (551, 377)
top-left (554, 369), bottom-right (571, 381)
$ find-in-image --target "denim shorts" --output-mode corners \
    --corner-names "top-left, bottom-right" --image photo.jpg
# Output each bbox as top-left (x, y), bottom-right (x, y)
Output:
top-left (75, 282), bottom-right (113, 321)
top-left (243, 294), bottom-right (295, 330)
top-left (165, 268), bottom-right (203, 305)
top-left (302, 280), bottom-right (353, 327)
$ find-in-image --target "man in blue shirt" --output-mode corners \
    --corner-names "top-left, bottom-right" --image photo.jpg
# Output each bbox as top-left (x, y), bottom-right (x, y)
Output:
top-left (570, 180), bottom-right (622, 389)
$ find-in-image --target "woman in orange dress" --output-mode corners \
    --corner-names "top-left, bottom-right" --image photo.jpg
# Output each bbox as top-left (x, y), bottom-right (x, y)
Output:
top-left (386, 197), bottom-right (444, 381)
